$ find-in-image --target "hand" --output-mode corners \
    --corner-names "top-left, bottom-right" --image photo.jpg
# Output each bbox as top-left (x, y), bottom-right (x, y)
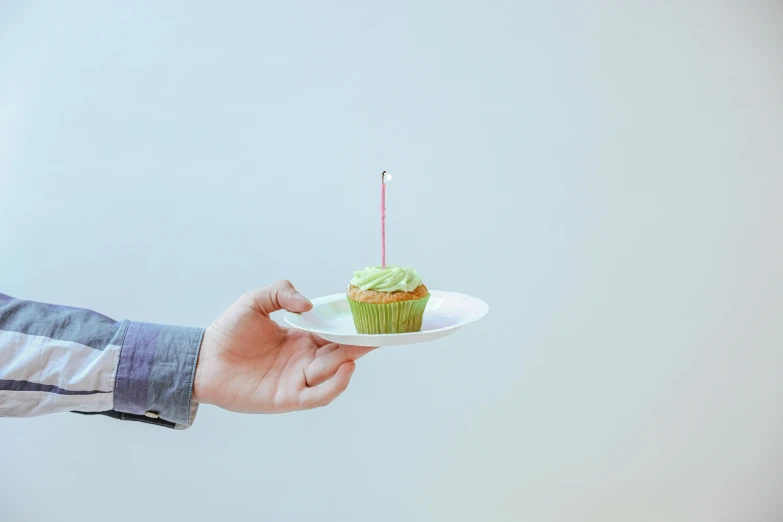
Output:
top-left (193, 280), bottom-right (374, 413)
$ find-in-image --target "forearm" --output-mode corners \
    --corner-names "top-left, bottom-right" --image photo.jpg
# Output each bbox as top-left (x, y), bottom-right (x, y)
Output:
top-left (0, 293), bottom-right (204, 428)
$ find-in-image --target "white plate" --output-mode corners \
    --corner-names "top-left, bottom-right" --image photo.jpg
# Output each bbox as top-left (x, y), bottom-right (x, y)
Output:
top-left (284, 290), bottom-right (489, 347)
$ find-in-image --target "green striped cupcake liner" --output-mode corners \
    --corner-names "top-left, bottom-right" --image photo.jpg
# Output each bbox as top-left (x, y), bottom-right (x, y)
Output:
top-left (347, 294), bottom-right (430, 334)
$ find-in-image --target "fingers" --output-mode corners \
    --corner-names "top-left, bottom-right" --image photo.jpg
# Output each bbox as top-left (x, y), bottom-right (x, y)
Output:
top-left (247, 280), bottom-right (313, 316)
top-left (305, 345), bottom-right (372, 387)
top-left (299, 361), bottom-right (356, 409)
top-left (340, 344), bottom-right (376, 361)
top-left (312, 335), bottom-right (334, 348)
top-left (315, 339), bottom-right (376, 359)
top-left (314, 343), bottom-right (342, 357)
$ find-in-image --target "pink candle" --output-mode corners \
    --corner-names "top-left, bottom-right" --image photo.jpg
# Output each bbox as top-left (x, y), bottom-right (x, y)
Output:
top-left (381, 171), bottom-right (387, 269)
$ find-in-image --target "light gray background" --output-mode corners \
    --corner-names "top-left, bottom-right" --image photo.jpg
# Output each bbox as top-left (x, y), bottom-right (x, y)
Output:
top-left (1, 1), bottom-right (782, 521)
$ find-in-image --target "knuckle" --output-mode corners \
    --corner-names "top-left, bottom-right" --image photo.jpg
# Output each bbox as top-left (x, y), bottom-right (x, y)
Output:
top-left (239, 293), bottom-right (258, 309)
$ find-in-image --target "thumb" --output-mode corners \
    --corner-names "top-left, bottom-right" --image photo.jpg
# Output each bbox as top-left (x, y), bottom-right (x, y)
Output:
top-left (248, 280), bottom-right (313, 315)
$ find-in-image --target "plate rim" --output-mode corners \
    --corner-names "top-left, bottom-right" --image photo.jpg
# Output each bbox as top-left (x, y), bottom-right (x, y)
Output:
top-left (283, 289), bottom-right (489, 339)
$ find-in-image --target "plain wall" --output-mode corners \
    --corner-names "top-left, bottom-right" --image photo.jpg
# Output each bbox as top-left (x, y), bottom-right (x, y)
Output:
top-left (1, 1), bottom-right (782, 521)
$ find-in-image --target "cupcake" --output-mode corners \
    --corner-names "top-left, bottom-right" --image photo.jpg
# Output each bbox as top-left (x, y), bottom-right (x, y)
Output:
top-left (347, 265), bottom-right (430, 334)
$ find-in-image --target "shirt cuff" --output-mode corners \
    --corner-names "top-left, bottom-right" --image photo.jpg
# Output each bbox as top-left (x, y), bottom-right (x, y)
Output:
top-left (113, 321), bottom-right (204, 428)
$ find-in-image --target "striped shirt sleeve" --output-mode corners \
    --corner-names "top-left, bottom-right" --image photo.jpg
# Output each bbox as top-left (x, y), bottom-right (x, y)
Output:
top-left (0, 293), bottom-right (204, 429)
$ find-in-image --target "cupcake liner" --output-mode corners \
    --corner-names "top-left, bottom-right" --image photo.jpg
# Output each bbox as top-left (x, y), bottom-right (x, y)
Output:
top-left (347, 294), bottom-right (430, 334)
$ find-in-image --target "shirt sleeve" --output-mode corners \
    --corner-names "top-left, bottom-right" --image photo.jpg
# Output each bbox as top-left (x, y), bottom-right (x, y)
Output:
top-left (0, 292), bottom-right (204, 429)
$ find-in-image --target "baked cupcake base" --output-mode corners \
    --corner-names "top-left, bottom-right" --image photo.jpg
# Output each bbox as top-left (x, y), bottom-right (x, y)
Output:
top-left (347, 284), bottom-right (430, 334)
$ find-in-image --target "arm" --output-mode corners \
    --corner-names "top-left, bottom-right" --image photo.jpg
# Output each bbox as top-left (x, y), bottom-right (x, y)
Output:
top-left (0, 281), bottom-right (372, 429)
top-left (0, 292), bottom-right (202, 428)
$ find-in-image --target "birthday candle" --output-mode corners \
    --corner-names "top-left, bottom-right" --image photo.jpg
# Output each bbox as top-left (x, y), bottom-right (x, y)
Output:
top-left (381, 171), bottom-right (392, 269)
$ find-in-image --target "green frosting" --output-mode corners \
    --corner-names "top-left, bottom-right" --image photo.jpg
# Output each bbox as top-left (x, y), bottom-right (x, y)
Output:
top-left (350, 265), bottom-right (423, 293)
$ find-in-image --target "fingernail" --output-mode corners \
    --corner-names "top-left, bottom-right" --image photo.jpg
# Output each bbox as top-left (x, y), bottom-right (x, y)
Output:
top-left (294, 292), bottom-right (312, 305)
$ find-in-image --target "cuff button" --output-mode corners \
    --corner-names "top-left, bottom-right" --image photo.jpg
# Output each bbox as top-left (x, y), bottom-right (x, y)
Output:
top-left (144, 411), bottom-right (160, 419)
